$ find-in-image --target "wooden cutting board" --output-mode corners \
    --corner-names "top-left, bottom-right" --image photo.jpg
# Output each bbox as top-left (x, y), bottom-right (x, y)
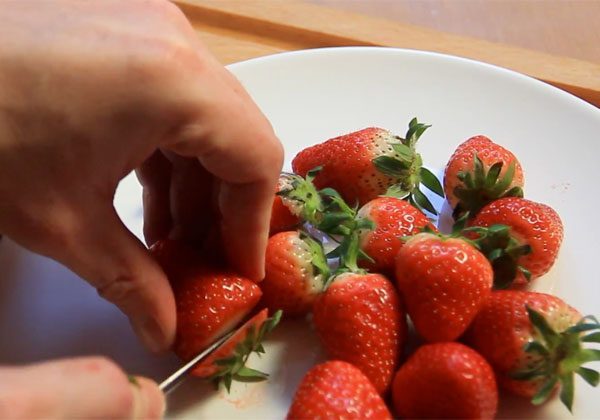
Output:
top-left (174, 0), bottom-right (600, 108)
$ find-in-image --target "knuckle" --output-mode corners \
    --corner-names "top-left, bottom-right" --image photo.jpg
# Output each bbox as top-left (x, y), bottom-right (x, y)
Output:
top-left (96, 274), bottom-right (139, 308)
top-left (130, 38), bottom-right (198, 83)
top-left (151, 0), bottom-right (189, 23)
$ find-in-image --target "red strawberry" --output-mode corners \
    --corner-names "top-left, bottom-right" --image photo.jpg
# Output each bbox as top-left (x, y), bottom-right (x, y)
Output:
top-left (468, 197), bottom-right (563, 288)
top-left (313, 272), bottom-right (406, 394)
top-left (292, 118), bottom-right (444, 213)
top-left (287, 361), bottom-right (392, 420)
top-left (395, 232), bottom-right (493, 342)
top-left (444, 135), bottom-right (524, 218)
top-left (392, 342), bottom-right (498, 419)
top-left (172, 268), bottom-right (262, 364)
top-left (465, 291), bottom-right (599, 411)
top-left (269, 170), bottom-right (327, 235)
top-left (192, 309), bottom-right (281, 390)
top-left (357, 196), bottom-right (435, 273)
top-left (261, 231), bottom-right (328, 317)
top-left (270, 195), bottom-right (301, 236)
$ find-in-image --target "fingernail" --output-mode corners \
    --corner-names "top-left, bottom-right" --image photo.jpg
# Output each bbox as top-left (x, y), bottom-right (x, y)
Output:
top-left (132, 316), bottom-right (167, 354)
top-left (131, 376), bottom-right (166, 419)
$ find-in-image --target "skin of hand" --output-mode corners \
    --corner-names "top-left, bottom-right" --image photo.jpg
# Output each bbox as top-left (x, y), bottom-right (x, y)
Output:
top-left (0, 0), bottom-right (283, 417)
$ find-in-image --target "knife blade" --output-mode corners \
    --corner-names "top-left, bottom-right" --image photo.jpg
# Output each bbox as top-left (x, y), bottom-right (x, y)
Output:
top-left (159, 330), bottom-right (234, 395)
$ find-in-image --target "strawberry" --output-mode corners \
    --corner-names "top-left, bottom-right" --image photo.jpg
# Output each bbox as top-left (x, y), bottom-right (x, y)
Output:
top-left (292, 118), bottom-right (444, 213)
top-left (444, 135), bottom-right (524, 219)
top-left (313, 269), bottom-right (406, 394)
top-left (465, 290), bottom-right (600, 411)
top-left (392, 342), bottom-right (498, 419)
top-left (193, 309), bottom-right (281, 390)
top-left (357, 196), bottom-right (435, 274)
top-left (270, 195), bottom-right (301, 236)
top-left (468, 197), bottom-right (563, 288)
top-left (395, 232), bottom-right (493, 342)
top-left (172, 268), bottom-right (262, 365)
top-left (287, 361), bottom-right (392, 420)
top-left (269, 171), bottom-right (322, 235)
top-left (260, 231), bottom-right (328, 317)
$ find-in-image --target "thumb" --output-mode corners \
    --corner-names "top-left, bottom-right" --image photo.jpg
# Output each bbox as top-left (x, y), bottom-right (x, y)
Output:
top-left (0, 357), bottom-right (165, 418)
top-left (57, 205), bottom-right (176, 353)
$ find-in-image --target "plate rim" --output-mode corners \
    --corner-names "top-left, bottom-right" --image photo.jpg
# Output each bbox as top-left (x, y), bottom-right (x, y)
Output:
top-left (226, 46), bottom-right (600, 118)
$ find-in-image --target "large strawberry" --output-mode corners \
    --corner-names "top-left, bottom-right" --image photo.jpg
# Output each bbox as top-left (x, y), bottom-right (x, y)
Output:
top-left (287, 361), bottom-right (392, 420)
top-left (465, 290), bottom-right (600, 411)
top-left (444, 135), bottom-right (524, 219)
top-left (172, 268), bottom-right (262, 365)
top-left (357, 196), bottom-right (435, 274)
top-left (392, 342), bottom-right (498, 419)
top-left (313, 260), bottom-right (406, 393)
top-left (292, 118), bottom-right (444, 213)
top-left (395, 232), bottom-right (493, 342)
top-left (468, 197), bottom-right (563, 288)
top-left (193, 309), bottom-right (281, 390)
top-left (260, 231), bottom-right (328, 317)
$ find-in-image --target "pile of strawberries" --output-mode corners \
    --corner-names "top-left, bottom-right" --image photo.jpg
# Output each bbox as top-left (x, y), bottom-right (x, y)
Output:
top-left (152, 118), bottom-right (599, 418)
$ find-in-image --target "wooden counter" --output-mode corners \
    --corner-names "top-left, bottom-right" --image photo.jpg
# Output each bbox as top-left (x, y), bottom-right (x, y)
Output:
top-left (174, 0), bottom-right (600, 108)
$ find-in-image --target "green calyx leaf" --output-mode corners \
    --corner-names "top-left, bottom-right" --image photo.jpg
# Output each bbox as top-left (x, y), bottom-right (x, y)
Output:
top-left (299, 231), bottom-right (330, 283)
top-left (510, 307), bottom-right (600, 412)
top-left (278, 171), bottom-right (324, 225)
top-left (208, 310), bottom-right (283, 392)
top-left (464, 223), bottom-right (531, 289)
top-left (370, 118), bottom-right (443, 215)
top-left (452, 155), bottom-right (523, 220)
top-left (404, 117), bottom-right (432, 148)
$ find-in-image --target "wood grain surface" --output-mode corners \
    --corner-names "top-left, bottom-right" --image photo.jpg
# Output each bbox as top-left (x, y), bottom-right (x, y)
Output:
top-left (308, 0), bottom-right (600, 64)
top-left (174, 0), bottom-right (600, 107)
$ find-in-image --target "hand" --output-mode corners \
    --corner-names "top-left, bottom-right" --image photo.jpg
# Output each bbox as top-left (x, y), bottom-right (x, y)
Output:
top-left (0, 357), bottom-right (164, 418)
top-left (0, 0), bottom-right (283, 355)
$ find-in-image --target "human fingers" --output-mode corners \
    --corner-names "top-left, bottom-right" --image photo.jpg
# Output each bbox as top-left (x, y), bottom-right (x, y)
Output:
top-left (0, 357), bottom-right (164, 419)
top-left (136, 151), bottom-right (173, 247)
top-left (164, 68), bottom-right (283, 280)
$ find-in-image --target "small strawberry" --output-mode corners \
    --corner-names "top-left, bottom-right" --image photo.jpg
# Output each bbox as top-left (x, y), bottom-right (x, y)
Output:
top-left (260, 231), bottom-right (328, 317)
top-left (395, 232), bottom-right (493, 342)
top-left (193, 309), bottom-right (282, 391)
top-left (444, 135), bottom-right (524, 219)
top-left (465, 290), bottom-right (600, 411)
top-left (287, 361), bottom-right (392, 420)
top-left (292, 118), bottom-right (444, 213)
top-left (357, 196), bottom-right (435, 274)
top-left (468, 197), bottom-right (563, 288)
top-left (313, 238), bottom-right (406, 394)
top-left (172, 268), bottom-right (262, 364)
top-left (269, 171), bottom-right (323, 235)
top-left (270, 195), bottom-right (301, 236)
top-left (392, 342), bottom-right (498, 419)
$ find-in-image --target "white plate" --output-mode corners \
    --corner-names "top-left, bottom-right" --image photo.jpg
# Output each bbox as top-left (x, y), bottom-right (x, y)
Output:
top-left (1, 47), bottom-right (599, 419)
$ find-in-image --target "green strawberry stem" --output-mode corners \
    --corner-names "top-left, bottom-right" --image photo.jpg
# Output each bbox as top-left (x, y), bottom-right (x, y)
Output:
top-left (208, 310), bottom-right (283, 392)
top-left (372, 117), bottom-right (444, 215)
top-left (464, 224), bottom-right (532, 289)
top-left (453, 154), bottom-right (523, 220)
top-left (510, 307), bottom-right (600, 412)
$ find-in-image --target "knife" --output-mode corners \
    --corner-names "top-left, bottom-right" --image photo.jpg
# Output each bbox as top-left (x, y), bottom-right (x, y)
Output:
top-left (159, 330), bottom-right (234, 394)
